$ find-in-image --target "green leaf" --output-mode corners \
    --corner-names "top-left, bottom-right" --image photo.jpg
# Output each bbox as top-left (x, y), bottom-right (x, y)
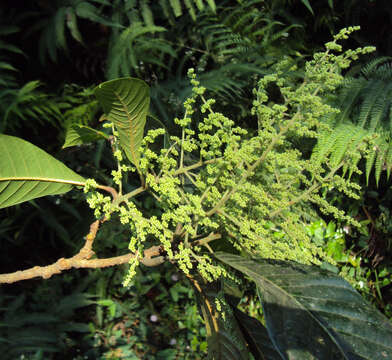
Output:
top-left (194, 0), bottom-right (204, 11)
top-left (54, 7), bottom-right (67, 50)
top-left (94, 78), bottom-right (150, 169)
top-left (141, 0), bottom-right (154, 26)
top-left (300, 0), bottom-right (314, 15)
top-left (216, 252), bottom-right (392, 360)
top-left (63, 124), bottom-right (110, 148)
top-left (0, 61), bottom-right (18, 72)
top-left (232, 307), bottom-right (281, 360)
top-left (75, 2), bottom-right (123, 28)
top-left (192, 280), bottom-right (250, 359)
top-left (206, 0), bottom-right (216, 13)
top-left (184, 0), bottom-right (196, 21)
top-left (65, 8), bottom-right (83, 43)
top-left (169, 0), bottom-right (182, 17)
top-left (0, 135), bottom-right (85, 209)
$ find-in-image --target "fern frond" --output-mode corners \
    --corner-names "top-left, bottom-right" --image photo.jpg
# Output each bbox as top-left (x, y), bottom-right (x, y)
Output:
top-left (361, 56), bottom-right (392, 78)
top-left (368, 82), bottom-right (392, 132)
top-left (385, 141), bottom-right (392, 179)
top-left (0, 81), bottom-right (65, 133)
top-left (358, 79), bottom-right (385, 128)
top-left (169, 0), bottom-right (183, 17)
top-left (334, 77), bottom-right (367, 124)
top-left (106, 22), bottom-right (170, 78)
top-left (374, 140), bottom-right (388, 186)
top-left (184, 0), bottom-right (197, 21)
top-left (311, 122), bottom-right (369, 171)
top-left (141, 0), bottom-right (155, 26)
top-left (0, 26), bottom-right (23, 89)
top-left (329, 57), bottom-right (392, 184)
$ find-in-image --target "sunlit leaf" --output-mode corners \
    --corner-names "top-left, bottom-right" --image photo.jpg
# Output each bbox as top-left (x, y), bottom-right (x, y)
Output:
top-left (0, 134), bottom-right (85, 209)
top-left (94, 78), bottom-right (150, 170)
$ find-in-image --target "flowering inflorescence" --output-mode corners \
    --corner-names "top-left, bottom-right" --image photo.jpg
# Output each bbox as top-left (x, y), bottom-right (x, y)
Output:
top-left (84, 28), bottom-right (374, 285)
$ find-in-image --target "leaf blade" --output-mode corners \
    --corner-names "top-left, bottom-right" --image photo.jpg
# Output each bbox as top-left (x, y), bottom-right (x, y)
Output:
top-left (94, 78), bottom-right (150, 169)
top-left (216, 252), bottom-right (392, 360)
top-left (191, 279), bottom-right (250, 360)
top-left (0, 135), bottom-right (85, 208)
top-left (232, 306), bottom-right (282, 360)
top-left (63, 124), bottom-right (109, 148)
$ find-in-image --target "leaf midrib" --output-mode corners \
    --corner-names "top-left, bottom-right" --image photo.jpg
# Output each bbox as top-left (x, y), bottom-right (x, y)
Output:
top-left (222, 257), bottom-right (350, 359)
top-left (0, 177), bottom-right (85, 186)
top-left (114, 89), bottom-right (138, 166)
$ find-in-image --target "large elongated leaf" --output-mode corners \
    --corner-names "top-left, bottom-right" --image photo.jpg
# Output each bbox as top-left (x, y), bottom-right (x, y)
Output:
top-left (216, 252), bottom-right (392, 360)
top-left (94, 78), bottom-right (149, 169)
top-left (0, 135), bottom-right (85, 209)
top-left (232, 306), bottom-right (281, 360)
top-left (191, 279), bottom-right (249, 360)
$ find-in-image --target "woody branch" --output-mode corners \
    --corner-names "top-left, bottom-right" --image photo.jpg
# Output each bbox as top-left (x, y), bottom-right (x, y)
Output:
top-left (0, 220), bottom-right (164, 285)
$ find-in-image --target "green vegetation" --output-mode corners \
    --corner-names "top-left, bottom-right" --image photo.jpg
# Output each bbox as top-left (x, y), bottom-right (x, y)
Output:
top-left (1, 1), bottom-right (392, 359)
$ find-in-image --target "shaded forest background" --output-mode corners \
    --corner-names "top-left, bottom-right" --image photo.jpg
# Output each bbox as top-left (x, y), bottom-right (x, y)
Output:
top-left (1, 0), bottom-right (392, 358)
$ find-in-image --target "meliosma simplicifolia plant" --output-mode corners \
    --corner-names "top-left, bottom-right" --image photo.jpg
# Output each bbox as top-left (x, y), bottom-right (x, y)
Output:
top-left (85, 26), bottom-right (376, 285)
top-left (1, 27), bottom-right (392, 359)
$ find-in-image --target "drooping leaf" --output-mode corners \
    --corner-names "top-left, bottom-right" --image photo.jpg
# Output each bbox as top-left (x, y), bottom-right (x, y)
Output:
top-left (75, 2), bottom-right (123, 28)
top-left (169, 0), bottom-right (182, 17)
top-left (63, 124), bottom-right (110, 148)
top-left (54, 7), bottom-right (67, 50)
top-left (216, 252), bottom-right (392, 360)
top-left (232, 306), bottom-right (281, 360)
top-left (300, 0), bottom-right (314, 15)
top-left (206, 0), bottom-right (216, 13)
top-left (191, 279), bottom-right (249, 360)
top-left (0, 134), bottom-right (85, 209)
top-left (94, 78), bottom-right (150, 170)
top-left (65, 8), bottom-right (83, 43)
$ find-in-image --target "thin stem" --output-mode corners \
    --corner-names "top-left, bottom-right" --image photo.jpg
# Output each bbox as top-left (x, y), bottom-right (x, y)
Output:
top-left (180, 128), bottom-right (186, 170)
top-left (161, 38), bottom-right (211, 56)
top-left (205, 189), bottom-right (231, 217)
top-left (157, 142), bottom-right (178, 178)
top-left (184, 171), bottom-right (198, 188)
top-left (192, 232), bottom-right (222, 247)
top-left (111, 124), bottom-right (123, 195)
top-left (119, 186), bottom-right (146, 203)
top-left (269, 160), bottom-right (344, 219)
top-left (173, 158), bottom-right (221, 177)
top-left (95, 184), bottom-right (118, 200)
top-left (204, 243), bottom-right (214, 253)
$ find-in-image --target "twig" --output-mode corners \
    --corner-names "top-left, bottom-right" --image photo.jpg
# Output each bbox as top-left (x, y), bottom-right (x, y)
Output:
top-left (0, 217), bottom-right (164, 284)
top-left (192, 232), bottom-right (221, 247)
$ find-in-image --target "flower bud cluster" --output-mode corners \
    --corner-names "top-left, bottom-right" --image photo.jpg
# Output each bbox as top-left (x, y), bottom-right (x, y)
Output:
top-left (85, 29), bottom-right (373, 285)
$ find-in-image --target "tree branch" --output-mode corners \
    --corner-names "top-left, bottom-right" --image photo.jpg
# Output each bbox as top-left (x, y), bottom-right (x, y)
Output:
top-left (0, 218), bottom-right (164, 284)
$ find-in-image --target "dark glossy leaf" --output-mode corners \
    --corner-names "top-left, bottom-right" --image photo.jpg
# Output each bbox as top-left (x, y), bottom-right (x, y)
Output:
top-left (0, 135), bottom-right (85, 209)
top-left (216, 252), bottom-right (392, 360)
top-left (233, 307), bottom-right (282, 360)
top-left (94, 78), bottom-right (149, 170)
top-left (191, 279), bottom-right (249, 360)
